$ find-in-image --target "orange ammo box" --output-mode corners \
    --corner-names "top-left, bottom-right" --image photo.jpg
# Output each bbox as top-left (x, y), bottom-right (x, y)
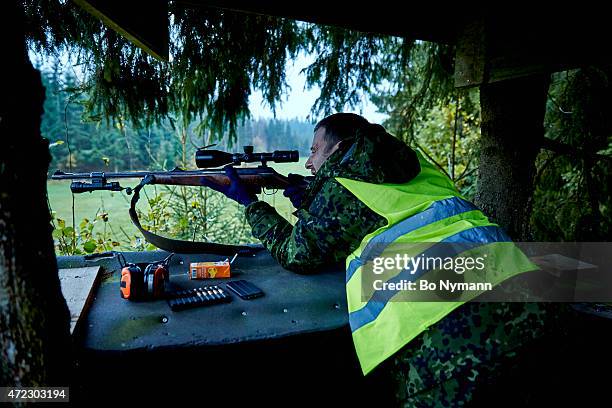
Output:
top-left (189, 261), bottom-right (231, 279)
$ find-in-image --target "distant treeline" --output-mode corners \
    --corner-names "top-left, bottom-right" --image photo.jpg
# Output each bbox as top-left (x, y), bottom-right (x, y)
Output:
top-left (41, 68), bottom-right (314, 173)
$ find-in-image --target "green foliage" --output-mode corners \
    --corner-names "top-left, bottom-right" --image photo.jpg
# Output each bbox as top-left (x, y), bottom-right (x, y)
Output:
top-left (169, 7), bottom-right (302, 139)
top-left (27, 1), bottom-right (612, 243)
top-left (370, 41), bottom-right (482, 199)
top-left (24, 2), bottom-right (418, 141)
top-left (51, 211), bottom-right (120, 255)
top-left (25, 1), bottom-right (305, 139)
top-left (40, 62), bottom-right (175, 171)
top-left (303, 26), bottom-right (412, 115)
top-left (371, 40), bottom-right (612, 240)
top-left (532, 68), bottom-right (612, 241)
top-left (409, 92), bottom-right (481, 199)
top-left (137, 186), bottom-right (253, 246)
top-left (43, 56), bottom-right (311, 254)
top-left (51, 185), bottom-right (255, 255)
top-left (39, 63), bottom-right (315, 172)
top-left (372, 42), bottom-right (458, 142)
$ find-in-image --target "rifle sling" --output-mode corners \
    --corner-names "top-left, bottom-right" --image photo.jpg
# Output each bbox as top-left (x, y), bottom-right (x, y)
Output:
top-left (129, 175), bottom-right (260, 256)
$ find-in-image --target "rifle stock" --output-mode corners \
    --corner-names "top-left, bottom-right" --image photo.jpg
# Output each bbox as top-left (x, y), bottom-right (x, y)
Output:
top-left (150, 168), bottom-right (291, 190)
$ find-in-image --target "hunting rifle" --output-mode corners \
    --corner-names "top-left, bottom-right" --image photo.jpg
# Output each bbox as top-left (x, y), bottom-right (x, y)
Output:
top-left (51, 146), bottom-right (299, 255)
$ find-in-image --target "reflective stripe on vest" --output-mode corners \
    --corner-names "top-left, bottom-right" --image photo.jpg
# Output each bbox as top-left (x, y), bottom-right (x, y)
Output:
top-left (336, 152), bottom-right (537, 375)
top-left (345, 196), bottom-right (479, 282)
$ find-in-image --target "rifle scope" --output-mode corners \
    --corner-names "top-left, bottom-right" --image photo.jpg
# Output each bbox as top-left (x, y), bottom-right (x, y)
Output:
top-left (195, 146), bottom-right (299, 168)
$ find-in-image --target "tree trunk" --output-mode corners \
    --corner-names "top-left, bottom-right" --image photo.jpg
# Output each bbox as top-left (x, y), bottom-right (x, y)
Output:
top-left (0, 1), bottom-right (71, 386)
top-left (475, 74), bottom-right (550, 240)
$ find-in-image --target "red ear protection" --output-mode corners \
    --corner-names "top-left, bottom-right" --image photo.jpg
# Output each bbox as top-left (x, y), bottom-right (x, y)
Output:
top-left (118, 253), bottom-right (174, 301)
top-left (144, 263), bottom-right (169, 299)
top-left (120, 264), bottom-right (144, 300)
top-left (120, 267), bottom-right (132, 299)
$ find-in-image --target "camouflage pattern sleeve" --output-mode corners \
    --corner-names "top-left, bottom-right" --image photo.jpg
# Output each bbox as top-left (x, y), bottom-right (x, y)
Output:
top-left (245, 179), bottom-right (385, 274)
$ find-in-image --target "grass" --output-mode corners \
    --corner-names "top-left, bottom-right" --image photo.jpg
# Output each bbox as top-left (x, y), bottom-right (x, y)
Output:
top-left (47, 158), bottom-right (312, 246)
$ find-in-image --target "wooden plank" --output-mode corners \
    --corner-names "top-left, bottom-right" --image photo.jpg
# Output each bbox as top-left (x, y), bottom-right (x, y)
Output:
top-left (59, 266), bottom-right (101, 334)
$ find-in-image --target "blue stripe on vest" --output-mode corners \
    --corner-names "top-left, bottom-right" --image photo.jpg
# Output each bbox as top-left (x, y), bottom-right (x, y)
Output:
top-left (348, 225), bottom-right (511, 333)
top-left (346, 197), bottom-right (478, 283)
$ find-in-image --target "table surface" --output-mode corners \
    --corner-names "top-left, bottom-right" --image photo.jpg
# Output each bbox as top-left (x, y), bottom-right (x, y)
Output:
top-left (57, 249), bottom-right (348, 352)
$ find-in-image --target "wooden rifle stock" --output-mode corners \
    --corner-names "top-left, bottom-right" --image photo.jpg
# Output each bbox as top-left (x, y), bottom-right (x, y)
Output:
top-left (150, 168), bottom-right (291, 191)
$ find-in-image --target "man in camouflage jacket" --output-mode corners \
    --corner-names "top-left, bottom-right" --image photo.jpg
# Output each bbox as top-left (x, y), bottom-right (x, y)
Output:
top-left (245, 114), bottom-right (420, 273)
top-left (208, 113), bottom-right (573, 406)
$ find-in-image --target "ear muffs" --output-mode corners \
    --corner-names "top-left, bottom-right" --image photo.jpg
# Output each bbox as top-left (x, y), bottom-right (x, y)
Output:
top-left (151, 265), bottom-right (168, 298)
top-left (143, 263), bottom-right (155, 298)
top-left (143, 263), bottom-right (169, 299)
top-left (119, 253), bottom-right (173, 301)
top-left (120, 268), bottom-right (131, 299)
top-left (120, 264), bottom-right (143, 300)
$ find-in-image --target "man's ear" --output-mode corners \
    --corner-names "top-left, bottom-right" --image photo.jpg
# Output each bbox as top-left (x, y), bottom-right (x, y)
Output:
top-left (324, 139), bottom-right (343, 156)
top-left (329, 140), bottom-right (344, 154)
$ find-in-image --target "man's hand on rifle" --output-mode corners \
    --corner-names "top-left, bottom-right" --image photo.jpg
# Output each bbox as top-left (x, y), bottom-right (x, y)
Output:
top-left (283, 174), bottom-right (313, 208)
top-left (202, 166), bottom-right (258, 206)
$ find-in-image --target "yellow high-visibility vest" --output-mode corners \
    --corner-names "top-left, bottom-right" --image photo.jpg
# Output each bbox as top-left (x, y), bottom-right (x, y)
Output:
top-left (336, 152), bottom-right (537, 375)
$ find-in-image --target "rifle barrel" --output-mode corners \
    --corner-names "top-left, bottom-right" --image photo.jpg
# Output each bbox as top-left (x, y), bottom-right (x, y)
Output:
top-left (51, 169), bottom-right (230, 180)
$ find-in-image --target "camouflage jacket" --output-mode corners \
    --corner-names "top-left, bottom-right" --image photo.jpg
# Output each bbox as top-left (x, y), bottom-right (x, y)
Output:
top-left (246, 124), bottom-right (573, 406)
top-left (244, 124), bottom-right (420, 273)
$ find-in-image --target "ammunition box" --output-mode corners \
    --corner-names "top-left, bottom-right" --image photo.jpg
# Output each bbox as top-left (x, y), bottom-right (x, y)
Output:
top-left (189, 261), bottom-right (231, 279)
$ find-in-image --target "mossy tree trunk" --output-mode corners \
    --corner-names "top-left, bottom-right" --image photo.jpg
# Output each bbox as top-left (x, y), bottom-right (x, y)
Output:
top-left (475, 74), bottom-right (550, 240)
top-left (0, 1), bottom-right (71, 386)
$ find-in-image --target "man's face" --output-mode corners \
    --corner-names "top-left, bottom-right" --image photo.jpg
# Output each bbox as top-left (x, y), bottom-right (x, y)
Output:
top-left (305, 127), bottom-right (340, 175)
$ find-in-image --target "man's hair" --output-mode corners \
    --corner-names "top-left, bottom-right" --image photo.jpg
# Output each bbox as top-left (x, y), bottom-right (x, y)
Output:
top-left (314, 113), bottom-right (371, 150)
